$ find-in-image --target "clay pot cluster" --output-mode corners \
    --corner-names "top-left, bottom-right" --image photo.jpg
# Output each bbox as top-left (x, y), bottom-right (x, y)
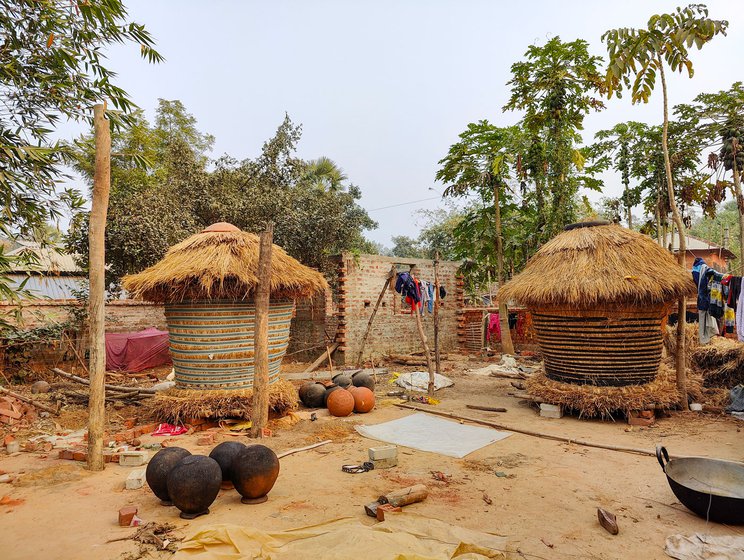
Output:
top-left (145, 442), bottom-right (280, 519)
top-left (299, 371), bottom-right (376, 417)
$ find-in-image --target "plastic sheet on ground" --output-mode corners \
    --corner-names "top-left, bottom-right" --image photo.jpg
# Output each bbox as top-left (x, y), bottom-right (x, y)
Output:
top-left (394, 371), bottom-right (454, 392)
top-left (355, 412), bottom-right (511, 458)
top-left (726, 385), bottom-right (744, 413)
top-left (174, 513), bottom-right (511, 560)
top-left (665, 533), bottom-right (744, 559)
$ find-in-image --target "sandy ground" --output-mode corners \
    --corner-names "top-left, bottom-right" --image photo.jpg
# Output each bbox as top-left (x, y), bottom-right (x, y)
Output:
top-left (1, 357), bottom-right (743, 560)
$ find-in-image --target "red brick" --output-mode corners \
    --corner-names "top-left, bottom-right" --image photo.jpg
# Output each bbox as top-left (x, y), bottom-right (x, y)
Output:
top-left (3, 435), bottom-right (16, 447)
top-left (118, 505), bottom-right (138, 527)
top-left (72, 450), bottom-right (87, 462)
top-left (123, 418), bottom-right (137, 429)
top-left (376, 504), bottom-right (402, 521)
top-left (197, 434), bottom-right (215, 446)
top-left (131, 438), bottom-right (141, 447)
top-left (58, 449), bottom-right (74, 460)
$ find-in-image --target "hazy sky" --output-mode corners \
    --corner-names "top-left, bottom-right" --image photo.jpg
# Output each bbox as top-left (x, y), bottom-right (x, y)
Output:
top-left (78, 0), bottom-right (744, 246)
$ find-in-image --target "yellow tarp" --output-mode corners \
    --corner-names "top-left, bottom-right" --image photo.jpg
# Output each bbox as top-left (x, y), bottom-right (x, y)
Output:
top-left (174, 513), bottom-right (511, 560)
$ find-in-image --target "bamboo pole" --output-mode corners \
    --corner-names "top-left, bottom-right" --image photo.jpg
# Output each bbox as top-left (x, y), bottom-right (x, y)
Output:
top-left (87, 103), bottom-right (110, 471)
top-left (408, 266), bottom-right (435, 396)
top-left (250, 222), bottom-right (273, 438)
top-left (355, 266), bottom-right (396, 368)
top-left (433, 252), bottom-right (441, 375)
top-left (51, 368), bottom-right (157, 394)
top-left (0, 386), bottom-right (59, 415)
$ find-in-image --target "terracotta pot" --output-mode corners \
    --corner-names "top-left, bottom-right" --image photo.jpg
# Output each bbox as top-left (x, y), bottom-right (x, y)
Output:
top-left (299, 382), bottom-right (327, 408)
top-left (352, 387), bottom-right (375, 413)
top-left (331, 373), bottom-right (352, 388)
top-left (352, 370), bottom-right (375, 391)
top-left (327, 387), bottom-right (355, 417)
top-left (323, 384), bottom-right (342, 407)
top-left (166, 455), bottom-right (222, 519)
top-left (209, 441), bottom-right (246, 488)
top-left (231, 445), bottom-right (280, 504)
top-left (145, 447), bottom-right (192, 506)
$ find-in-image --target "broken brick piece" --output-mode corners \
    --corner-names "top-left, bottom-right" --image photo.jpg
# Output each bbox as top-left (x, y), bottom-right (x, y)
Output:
top-left (72, 450), bottom-right (87, 462)
top-left (376, 503), bottom-right (402, 521)
top-left (118, 505), bottom-right (138, 527)
top-left (197, 434), bottom-right (215, 446)
top-left (58, 449), bottom-right (74, 461)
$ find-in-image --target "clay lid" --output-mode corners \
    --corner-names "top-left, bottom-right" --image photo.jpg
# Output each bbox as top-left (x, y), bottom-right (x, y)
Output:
top-left (201, 222), bottom-right (241, 233)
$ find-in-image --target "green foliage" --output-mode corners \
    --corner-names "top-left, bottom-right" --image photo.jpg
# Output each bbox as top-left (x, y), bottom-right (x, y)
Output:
top-left (603, 5), bottom-right (727, 103)
top-left (67, 107), bottom-right (377, 283)
top-left (689, 200), bottom-right (740, 271)
top-left (390, 235), bottom-right (425, 259)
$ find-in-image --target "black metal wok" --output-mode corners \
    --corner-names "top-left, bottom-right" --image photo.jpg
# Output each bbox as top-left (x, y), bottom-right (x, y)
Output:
top-left (656, 446), bottom-right (744, 524)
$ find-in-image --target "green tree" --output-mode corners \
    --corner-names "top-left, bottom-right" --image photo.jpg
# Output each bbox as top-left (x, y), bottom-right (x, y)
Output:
top-left (602, 3), bottom-right (728, 408)
top-left (676, 82), bottom-right (744, 272)
top-left (437, 121), bottom-right (522, 354)
top-left (0, 0), bottom-right (161, 305)
top-left (390, 235), bottom-right (424, 259)
top-left (304, 157), bottom-right (348, 192)
top-left (503, 36), bottom-right (606, 241)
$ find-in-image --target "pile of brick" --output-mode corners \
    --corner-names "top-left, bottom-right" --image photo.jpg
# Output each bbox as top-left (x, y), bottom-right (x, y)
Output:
top-left (0, 395), bottom-right (38, 426)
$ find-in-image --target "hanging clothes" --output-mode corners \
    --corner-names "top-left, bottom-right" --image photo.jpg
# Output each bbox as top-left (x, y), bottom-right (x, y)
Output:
top-left (488, 312), bottom-right (501, 342)
top-left (420, 280), bottom-right (430, 314)
top-left (709, 272), bottom-right (725, 319)
top-left (426, 282), bottom-right (435, 313)
top-left (692, 257), bottom-right (713, 312)
top-left (395, 272), bottom-right (420, 304)
top-left (699, 309), bottom-right (719, 344)
top-left (737, 277), bottom-right (744, 342)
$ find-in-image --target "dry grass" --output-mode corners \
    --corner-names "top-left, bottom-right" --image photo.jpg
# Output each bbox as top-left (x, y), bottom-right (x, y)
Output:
top-left (14, 464), bottom-right (88, 487)
top-left (148, 378), bottom-right (298, 423)
top-left (498, 224), bottom-right (695, 307)
top-left (691, 337), bottom-right (744, 388)
top-left (663, 323), bottom-right (699, 366)
top-left (122, 224), bottom-right (328, 302)
top-left (305, 419), bottom-right (357, 443)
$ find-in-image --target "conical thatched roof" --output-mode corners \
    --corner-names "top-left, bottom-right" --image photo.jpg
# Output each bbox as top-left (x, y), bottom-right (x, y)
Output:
top-left (122, 222), bottom-right (328, 303)
top-left (498, 222), bottom-right (696, 308)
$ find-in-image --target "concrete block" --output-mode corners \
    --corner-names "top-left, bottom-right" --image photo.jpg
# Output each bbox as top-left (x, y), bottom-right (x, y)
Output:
top-left (372, 456), bottom-right (398, 469)
top-left (125, 468), bottom-right (146, 490)
top-left (368, 445), bottom-right (397, 461)
top-left (539, 403), bottom-right (563, 419)
top-left (119, 450), bottom-right (148, 467)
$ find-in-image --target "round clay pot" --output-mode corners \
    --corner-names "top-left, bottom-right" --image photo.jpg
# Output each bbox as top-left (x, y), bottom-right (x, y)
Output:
top-left (299, 382), bottom-right (327, 408)
top-left (352, 370), bottom-right (375, 391)
top-left (146, 447), bottom-right (192, 505)
top-left (231, 445), bottom-right (280, 504)
top-left (352, 387), bottom-right (375, 413)
top-left (327, 387), bottom-right (355, 417)
top-left (323, 384), bottom-right (342, 407)
top-left (209, 441), bottom-right (246, 489)
top-left (166, 455), bottom-right (222, 519)
top-left (331, 372), bottom-right (352, 388)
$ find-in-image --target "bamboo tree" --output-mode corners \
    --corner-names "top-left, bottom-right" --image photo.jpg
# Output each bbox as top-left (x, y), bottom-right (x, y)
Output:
top-left (603, 4), bottom-right (728, 409)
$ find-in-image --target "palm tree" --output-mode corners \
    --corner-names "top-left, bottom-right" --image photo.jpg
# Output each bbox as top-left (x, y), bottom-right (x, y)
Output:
top-left (305, 157), bottom-right (348, 192)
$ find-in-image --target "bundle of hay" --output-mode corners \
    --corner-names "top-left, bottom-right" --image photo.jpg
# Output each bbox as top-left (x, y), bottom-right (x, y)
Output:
top-left (691, 337), bottom-right (744, 388)
top-left (123, 222), bottom-right (328, 421)
top-left (663, 322), bottom-right (699, 365)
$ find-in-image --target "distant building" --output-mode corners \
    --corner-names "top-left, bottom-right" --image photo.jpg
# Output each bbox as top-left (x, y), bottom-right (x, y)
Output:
top-left (663, 233), bottom-right (736, 271)
top-left (3, 240), bottom-right (84, 300)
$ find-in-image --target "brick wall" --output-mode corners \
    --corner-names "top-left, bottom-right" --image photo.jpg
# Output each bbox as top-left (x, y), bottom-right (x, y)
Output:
top-left (333, 253), bottom-right (463, 364)
top-left (286, 291), bottom-right (338, 361)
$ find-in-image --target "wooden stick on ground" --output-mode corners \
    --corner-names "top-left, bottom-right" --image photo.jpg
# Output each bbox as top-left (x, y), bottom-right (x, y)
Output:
top-left (395, 403), bottom-right (681, 459)
top-left (88, 102), bottom-right (111, 472)
top-left (250, 223), bottom-right (273, 439)
top-left (466, 404), bottom-right (507, 413)
top-left (51, 368), bottom-right (157, 395)
top-left (277, 439), bottom-right (332, 459)
top-left (303, 342), bottom-right (340, 375)
top-left (0, 386), bottom-right (58, 415)
top-left (355, 266), bottom-right (396, 368)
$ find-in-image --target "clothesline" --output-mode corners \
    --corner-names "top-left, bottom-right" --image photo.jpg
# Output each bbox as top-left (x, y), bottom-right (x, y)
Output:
top-left (692, 257), bottom-right (744, 344)
top-left (393, 270), bottom-right (447, 315)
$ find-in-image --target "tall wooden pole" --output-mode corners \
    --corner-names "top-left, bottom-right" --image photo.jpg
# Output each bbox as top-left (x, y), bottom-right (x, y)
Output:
top-left (251, 222), bottom-right (273, 438)
top-left (410, 266), bottom-right (435, 397)
top-left (433, 252), bottom-right (441, 375)
top-left (87, 103), bottom-right (110, 471)
top-left (494, 180), bottom-right (515, 355)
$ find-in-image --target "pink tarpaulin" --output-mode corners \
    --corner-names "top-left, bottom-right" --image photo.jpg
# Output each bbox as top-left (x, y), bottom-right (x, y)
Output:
top-left (105, 328), bottom-right (171, 373)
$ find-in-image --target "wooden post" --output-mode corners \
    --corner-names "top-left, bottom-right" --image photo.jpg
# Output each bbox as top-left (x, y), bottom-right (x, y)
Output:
top-left (250, 222), bottom-right (273, 438)
top-left (355, 266), bottom-right (396, 368)
top-left (410, 266), bottom-right (435, 397)
top-left (87, 103), bottom-right (110, 471)
top-left (433, 252), bottom-right (441, 375)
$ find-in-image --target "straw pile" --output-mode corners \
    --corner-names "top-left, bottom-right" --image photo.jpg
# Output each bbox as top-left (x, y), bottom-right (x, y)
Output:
top-left (691, 337), bottom-right (744, 388)
top-left (526, 363), bottom-right (682, 418)
top-left (663, 323), bottom-right (699, 366)
top-left (148, 379), bottom-right (299, 424)
top-left (498, 223), bottom-right (695, 307)
top-left (122, 223), bottom-right (328, 303)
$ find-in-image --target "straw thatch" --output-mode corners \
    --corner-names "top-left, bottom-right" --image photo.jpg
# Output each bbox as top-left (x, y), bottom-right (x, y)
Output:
top-left (663, 323), bottom-right (699, 367)
top-left (147, 378), bottom-right (299, 424)
top-left (498, 223), bottom-right (696, 308)
top-left (122, 223), bottom-right (328, 303)
top-left (691, 337), bottom-right (744, 388)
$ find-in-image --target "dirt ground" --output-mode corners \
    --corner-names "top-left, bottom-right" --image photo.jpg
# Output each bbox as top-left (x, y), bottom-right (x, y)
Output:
top-left (1, 355), bottom-right (743, 560)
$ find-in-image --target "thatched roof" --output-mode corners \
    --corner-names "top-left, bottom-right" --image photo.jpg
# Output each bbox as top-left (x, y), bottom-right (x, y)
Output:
top-left (122, 222), bottom-right (328, 303)
top-left (498, 222), bottom-right (696, 308)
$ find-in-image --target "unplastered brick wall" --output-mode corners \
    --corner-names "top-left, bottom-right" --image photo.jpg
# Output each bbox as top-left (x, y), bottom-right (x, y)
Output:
top-left (334, 253), bottom-right (463, 363)
top-left (286, 291), bottom-right (338, 361)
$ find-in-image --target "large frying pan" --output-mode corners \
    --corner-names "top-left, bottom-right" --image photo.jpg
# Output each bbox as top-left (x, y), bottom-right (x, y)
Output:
top-left (656, 446), bottom-right (744, 524)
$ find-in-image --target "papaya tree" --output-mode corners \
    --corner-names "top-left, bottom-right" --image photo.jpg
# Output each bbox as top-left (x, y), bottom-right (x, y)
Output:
top-left (602, 3), bottom-right (728, 408)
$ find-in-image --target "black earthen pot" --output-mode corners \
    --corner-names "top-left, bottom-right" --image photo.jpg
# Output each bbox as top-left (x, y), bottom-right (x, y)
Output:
top-left (166, 455), bottom-right (222, 519)
top-left (209, 441), bottom-right (247, 489)
top-left (352, 370), bottom-right (375, 391)
top-left (299, 382), bottom-right (327, 408)
top-left (231, 444), bottom-right (280, 504)
top-left (331, 372), bottom-right (352, 388)
top-left (323, 384), bottom-right (341, 407)
top-left (145, 447), bottom-right (192, 506)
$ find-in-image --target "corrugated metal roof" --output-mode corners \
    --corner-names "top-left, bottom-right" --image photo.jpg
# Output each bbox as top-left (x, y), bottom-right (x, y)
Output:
top-left (6, 242), bottom-right (81, 274)
top-left (663, 233), bottom-right (736, 259)
top-left (5, 274), bottom-right (85, 300)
